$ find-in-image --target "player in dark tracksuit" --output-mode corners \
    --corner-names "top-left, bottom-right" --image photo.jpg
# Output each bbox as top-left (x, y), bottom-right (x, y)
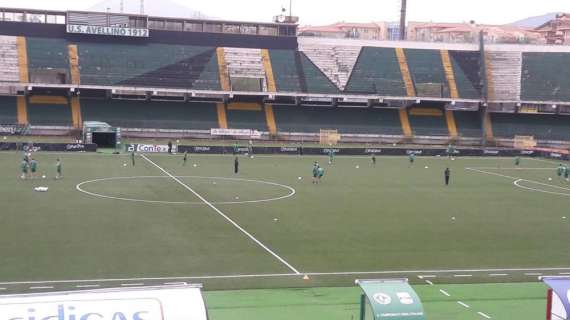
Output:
top-left (234, 157), bottom-right (239, 174)
top-left (444, 167), bottom-right (451, 186)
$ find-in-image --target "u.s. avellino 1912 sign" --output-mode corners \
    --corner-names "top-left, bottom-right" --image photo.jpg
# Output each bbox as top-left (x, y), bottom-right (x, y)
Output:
top-left (66, 24), bottom-right (149, 37)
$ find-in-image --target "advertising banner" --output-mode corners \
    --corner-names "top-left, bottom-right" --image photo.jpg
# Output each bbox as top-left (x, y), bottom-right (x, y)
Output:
top-left (0, 285), bottom-right (207, 320)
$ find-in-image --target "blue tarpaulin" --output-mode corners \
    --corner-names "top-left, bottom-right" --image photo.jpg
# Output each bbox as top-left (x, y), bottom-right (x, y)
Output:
top-left (543, 277), bottom-right (570, 319)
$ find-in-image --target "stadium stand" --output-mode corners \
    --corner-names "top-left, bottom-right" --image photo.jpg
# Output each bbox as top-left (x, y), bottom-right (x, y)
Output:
top-left (77, 42), bottom-right (221, 89)
top-left (0, 96), bottom-right (17, 124)
top-left (448, 51), bottom-right (482, 99)
top-left (225, 103), bottom-right (268, 130)
top-left (486, 51), bottom-right (522, 101)
top-left (299, 43), bottom-right (361, 90)
top-left (521, 52), bottom-right (570, 102)
top-left (26, 96), bottom-right (72, 126)
top-left (345, 47), bottom-right (407, 96)
top-left (26, 37), bottom-right (70, 84)
top-left (273, 105), bottom-right (403, 134)
top-left (1, 8), bottom-right (570, 147)
top-left (81, 99), bottom-right (219, 130)
top-left (453, 111), bottom-right (482, 138)
top-left (298, 52), bottom-right (339, 94)
top-left (405, 49), bottom-right (448, 98)
top-left (268, 50), bottom-right (304, 92)
top-left (407, 106), bottom-right (449, 136)
top-left (491, 113), bottom-right (570, 141)
top-left (0, 36), bottom-right (20, 83)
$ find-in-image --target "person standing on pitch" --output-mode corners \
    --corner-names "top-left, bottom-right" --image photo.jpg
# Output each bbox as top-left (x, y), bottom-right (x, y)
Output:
top-left (444, 167), bottom-right (451, 186)
top-left (167, 141), bottom-right (173, 154)
top-left (408, 153), bottom-right (416, 167)
top-left (515, 156), bottom-right (521, 166)
top-left (371, 154), bottom-right (376, 166)
top-left (234, 156), bottom-right (239, 174)
top-left (20, 159), bottom-right (28, 180)
top-left (328, 149), bottom-right (335, 165)
top-left (183, 151), bottom-right (188, 166)
top-left (56, 158), bottom-right (62, 179)
top-left (131, 150), bottom-right (136, 167)
top-left (312, 162), bottom-right (319, 184)
top-left (30, 158), bottom-right (38, 179)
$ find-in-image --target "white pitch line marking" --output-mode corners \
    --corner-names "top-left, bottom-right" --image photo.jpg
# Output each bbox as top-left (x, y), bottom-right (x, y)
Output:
top-left (419, 275), bottom-right (437, 278)
top-left (120, 283), bottom-right (145, 287)
top-left (524, 273), bottom-right (542, 276)
top-left (440, 289), bottom-right (451, 297)
top-left (454, 274), bottom-right (473, 278)
top-left (425, 280), bottom-right (434, 286)
top-left (470, 167), bottom-right (555, 170)
top-left (457, 301), bottom-right (470, 308)
top-left (30, 286), bottom-right (54, 290)
top-left (141, 154), bottom-right (301, 275)
top-left (514, 179), bottom-right (570, 197)
top-left (1, 267), bottom-right (570, 286)
top-left (478, 311), bottom-right (492, 319)
top-left (164, 282), bottom-right (187, 285)
top-left (76, 176), bottom-right (296, 205)
top-left (489, 273), bottom-right (508, 277)
top-left (75, 284), bottom-right (100, 288)
top-left (559, 272), bottom-right (570, 275)
top-left (0, 288), bottom-right (6, 290)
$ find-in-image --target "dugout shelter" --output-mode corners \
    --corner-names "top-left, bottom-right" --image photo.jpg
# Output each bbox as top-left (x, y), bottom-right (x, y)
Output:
top-left (356, 278), bottom-right (426, 320)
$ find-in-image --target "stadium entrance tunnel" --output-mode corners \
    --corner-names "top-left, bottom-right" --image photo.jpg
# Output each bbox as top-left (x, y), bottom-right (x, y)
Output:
top-left (356, 279), bottom-right (426, 320)
top-left (92, 132), bottom-right (117, 148)
top-left (76, 176), bottom-right (296, 205)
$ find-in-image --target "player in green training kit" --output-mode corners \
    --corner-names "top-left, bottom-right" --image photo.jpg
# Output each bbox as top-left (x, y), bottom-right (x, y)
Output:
top-left (30, 158), bottom-right (38, 179)
top-left (56, 158), bottom-right (62, 179)
top-left (317, 166), bottom-right (325, 183)
top-left (328, 149), bottom-right (335, 165)
top-left (515, 156), bottom-right (521, 166)
top-left (131, 150), bottom-right (136, 167)
top-left (312, 162), bottom-right (319, 184)
top-left (558, 164), bottom-right (564, 178)
top-left (408, 153), bottom-right (416, 167)
top-left (565, 166), bottom-right (570, 181)
top-left (183, 151), bottom-right (188, 166)
top-left (20, 160), bottom-right (28, 180)
top-left (371, 154), bottom-right (376, 166)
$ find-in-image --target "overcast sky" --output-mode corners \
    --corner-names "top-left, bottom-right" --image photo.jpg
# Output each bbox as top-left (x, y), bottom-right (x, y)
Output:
top-left (2, 0), bottom-right (570, 25)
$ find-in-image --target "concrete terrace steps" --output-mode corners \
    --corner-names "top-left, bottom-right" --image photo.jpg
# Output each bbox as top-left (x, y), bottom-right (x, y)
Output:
top-left (299, 44), bottom-right (361, 91)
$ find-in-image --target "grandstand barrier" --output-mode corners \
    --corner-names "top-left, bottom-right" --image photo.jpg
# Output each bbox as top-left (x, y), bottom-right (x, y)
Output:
top-left (0, 142), bottom-right (96, 152)
top-left (176, 144), bottom-right (567, 159)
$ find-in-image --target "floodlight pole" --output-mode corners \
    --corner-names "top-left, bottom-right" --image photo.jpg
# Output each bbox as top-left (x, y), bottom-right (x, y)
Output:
top-left (400, 0), bottom-right (407, 40)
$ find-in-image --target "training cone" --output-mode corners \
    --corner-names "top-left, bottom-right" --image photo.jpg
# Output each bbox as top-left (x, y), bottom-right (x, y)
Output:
top-left (303, 275), bottom-right (310, 281)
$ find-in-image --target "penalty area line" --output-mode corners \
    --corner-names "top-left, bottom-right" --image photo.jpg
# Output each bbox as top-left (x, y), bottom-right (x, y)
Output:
top-left (140, 154), bottom-right (301, 275)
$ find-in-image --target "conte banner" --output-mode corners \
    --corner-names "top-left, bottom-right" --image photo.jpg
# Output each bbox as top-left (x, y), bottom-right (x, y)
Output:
top-left (127, 144), bottom-right (178, 153)
top-left (66, 24), bottom-right (149, 38)
top-left (0, 285), bottom-right (208, 320)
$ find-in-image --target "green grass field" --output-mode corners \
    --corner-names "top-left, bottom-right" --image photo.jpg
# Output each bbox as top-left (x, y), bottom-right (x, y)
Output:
top-left (0, 151), bottom-right (568, 318)
top-left (205, 282), bottom-right (547, 320)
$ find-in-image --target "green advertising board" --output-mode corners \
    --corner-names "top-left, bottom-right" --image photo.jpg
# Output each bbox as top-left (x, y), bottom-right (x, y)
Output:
top-left (357, 279), bottom-right (426, 320)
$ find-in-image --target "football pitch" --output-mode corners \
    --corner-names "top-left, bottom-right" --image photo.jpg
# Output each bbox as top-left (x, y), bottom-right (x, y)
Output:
top-left (0, 151), bottom-right (569, 311)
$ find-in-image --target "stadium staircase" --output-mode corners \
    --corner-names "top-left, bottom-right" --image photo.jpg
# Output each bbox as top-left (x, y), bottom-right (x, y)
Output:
top-left (0, 36), bottom-right (21, 83)
top-left (223, 47), bottom-right (267, 91)
top-left (405, 48), bottom-right (447, 98)
top-left (486, 51), bottom-right (522, 101)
